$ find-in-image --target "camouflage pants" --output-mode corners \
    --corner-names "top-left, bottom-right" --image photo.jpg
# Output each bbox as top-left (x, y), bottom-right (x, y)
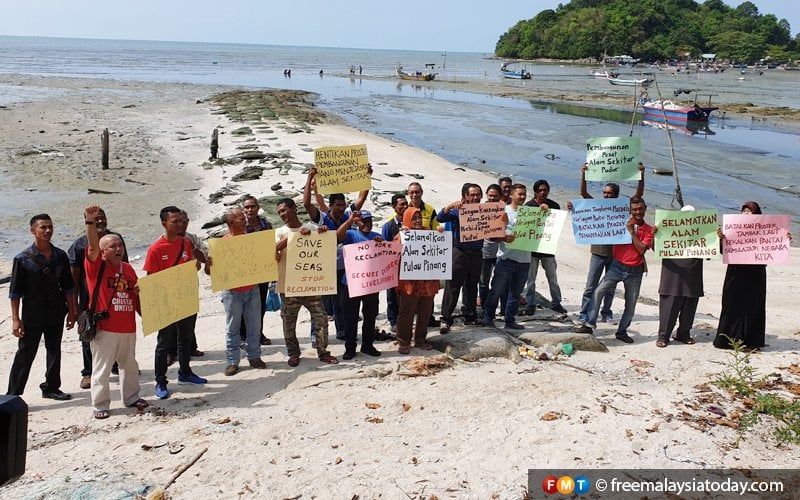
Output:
top-left (280, 294), bottom-right (329, 358)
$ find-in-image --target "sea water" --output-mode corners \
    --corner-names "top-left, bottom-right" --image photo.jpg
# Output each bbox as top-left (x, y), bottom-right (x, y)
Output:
top-left (0, 36), bottom-right (798, 234)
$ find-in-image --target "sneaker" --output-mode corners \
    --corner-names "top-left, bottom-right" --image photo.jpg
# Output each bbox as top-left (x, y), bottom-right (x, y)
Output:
top-left (177, 373), bottom-right (208, 385)
top-left (602, 313), bottom-right (618, 325)
top-left (342, 350), bottom-right (356, 360)
top-left (551, 304), bottom-right (568, 314)
top-left (224, 365), bottom-right (239, 376)
top-left (523, 307), bottom-right (536, 316)
top-left (575, 325), bottom-right (594, 334)
top-left (477, 318), bottom-right (495, 327)
top-left (616, 333), bottom-right (634, 344)
top-left (155, 384), bottom-right (170, 399)
top-left (248, 358), bottom-right (267, 369)
top-left (360, 346), bottom-right (382, 357)
top-left (259, 335), bottom-right (272, 346)
top-left (80, 375), bottom-right (91, 390)
top-left (439, 323), bottom-right (450, 334)
top-left (504, 322), bottom-right (525, 331)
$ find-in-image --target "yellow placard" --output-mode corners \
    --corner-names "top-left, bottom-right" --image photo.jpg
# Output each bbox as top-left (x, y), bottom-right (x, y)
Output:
top-left (138, 261), bottom-right (199, 336)
top-left (284, 230), bottom-right (337, 296)
top-left (314, 144), bottom-right (370, 195)
top-left (208, 230), bottom-right (278, 292)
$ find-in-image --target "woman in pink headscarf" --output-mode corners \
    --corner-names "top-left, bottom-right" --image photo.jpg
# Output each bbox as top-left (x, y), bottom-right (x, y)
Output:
top-left (395, 207), bottom-right (440, 354)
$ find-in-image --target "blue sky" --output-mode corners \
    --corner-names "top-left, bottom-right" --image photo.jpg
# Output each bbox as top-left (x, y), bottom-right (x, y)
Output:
top-left (3, 0), bottom-right (796, 52)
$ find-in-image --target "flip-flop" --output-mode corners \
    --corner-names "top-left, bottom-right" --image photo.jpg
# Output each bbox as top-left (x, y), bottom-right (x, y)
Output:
top-left (319, 354), bottom-right (339, 364)
top-left (414, 343), bottom-right (434, 350)
top-left (127, 398), bottom-right (149, 410)
top-left (93, 409), bottom-right (110, 419)
top-left (671, 335), bottom-right (696, 345)
top-left (287, 355), bottom-right (300, 367)
top-left (398, 346), bottom-right (411, 355)
top-left (656, 340), bottom-right (667, 348)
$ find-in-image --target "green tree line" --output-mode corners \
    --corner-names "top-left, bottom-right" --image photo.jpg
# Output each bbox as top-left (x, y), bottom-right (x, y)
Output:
top-left (495, 0), bottom-right (799, 64)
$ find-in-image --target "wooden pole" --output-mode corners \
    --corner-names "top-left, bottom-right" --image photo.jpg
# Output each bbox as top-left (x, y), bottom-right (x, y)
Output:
top-left (210, 128), bottom-right (219, 160)
top-left (652, 75), bottom-right (684, 207)
top-left (101, 128), bottom-right (109, 170)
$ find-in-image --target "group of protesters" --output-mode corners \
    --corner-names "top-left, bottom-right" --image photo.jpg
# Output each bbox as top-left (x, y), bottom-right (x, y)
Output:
top-left (6, 163), bottom-right (789, 419)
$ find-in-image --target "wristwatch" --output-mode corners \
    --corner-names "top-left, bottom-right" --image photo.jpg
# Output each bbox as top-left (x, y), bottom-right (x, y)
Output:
top-left (85, 220), bottom-right (96, 225)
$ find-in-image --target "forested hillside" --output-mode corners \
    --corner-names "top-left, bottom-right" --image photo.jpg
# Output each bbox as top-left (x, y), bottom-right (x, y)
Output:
top-left (495, 0), bottom-right (798, 63)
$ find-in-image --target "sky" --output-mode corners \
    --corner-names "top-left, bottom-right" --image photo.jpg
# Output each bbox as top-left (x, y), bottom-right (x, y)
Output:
top-left (2, 0), bottom-right (797, 53)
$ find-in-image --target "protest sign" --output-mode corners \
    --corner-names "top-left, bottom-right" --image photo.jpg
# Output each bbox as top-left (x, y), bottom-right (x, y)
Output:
top-left (654, 209), bottom-right (720, 259)
top-left (314, 144), bottom-right (370, 195)
top-left (138, 261), bottom-right (199, 336)
top-left (284, 230), bottom-right (337, 296)
top-left (722, 214), bottom-right (791, 264)
top-left (507, 206), bottom-right (568, 254)
top-left (342, 239), bottom-right (401, 297)
top-left (208, 230), bottom-right (278, 292)
top-left (585, 136), bottom-right (641, 181)
top-left (400, 230), bottom-right (452, 280)
top-left (459, 202), bottom-right (506, 242)
top-left (570, 198), bottom-right (631, 244)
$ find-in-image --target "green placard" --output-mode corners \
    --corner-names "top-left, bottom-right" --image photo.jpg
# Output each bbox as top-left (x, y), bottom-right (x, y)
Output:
top-left (585, 136), bottom-right (641, 181)
top-left (654, 209), bottom-right (720, 259)
top-left (507, 206), bottom-right (568, 254)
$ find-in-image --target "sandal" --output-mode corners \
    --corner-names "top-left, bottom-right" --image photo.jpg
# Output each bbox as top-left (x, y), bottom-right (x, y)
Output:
top-left (319, 354), bottom-right (339, 364)
top-left (671, 335), bottom-right (696, 345)
top-left (127, 399), bottom-right (149, 410)
top-left (656, 340), bottom-right (667, 348)
top-left (414, 343), bottom-right (434, 351)
top-left (93, 409), bottom-right (110, 420)
top-left (398, 346), bottom-right (411, 355)
top-left (287, 355), bottom-right (300, 367)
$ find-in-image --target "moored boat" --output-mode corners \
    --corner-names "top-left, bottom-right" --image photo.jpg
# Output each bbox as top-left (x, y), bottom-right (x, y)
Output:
top-left (500, 62), bottom-right (532, 79)
top-left (395, 65), bottom-right (436, 81)
top-left (641, 98), bottom-right (717, 123)
top-left (607, 76), bottom-right (652, 87)
top-left (590, 69), bottom-right (618, 79)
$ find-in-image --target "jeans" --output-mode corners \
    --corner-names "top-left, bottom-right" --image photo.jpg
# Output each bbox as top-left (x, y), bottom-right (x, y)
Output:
top-left (222, 287), bottom-right (262, 366)
top-left (586, 260), bottom-right (643, 335)
top-left (482, 258), bottom-right (530, 326)
top-left (525, 255), bottom-right (562, 308)
top-left (580, 253), bottom-right (614, 318)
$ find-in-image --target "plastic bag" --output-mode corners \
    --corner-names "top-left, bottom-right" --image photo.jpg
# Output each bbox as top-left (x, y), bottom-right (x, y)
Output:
top-left (265, 283), bottom-right (281, 312)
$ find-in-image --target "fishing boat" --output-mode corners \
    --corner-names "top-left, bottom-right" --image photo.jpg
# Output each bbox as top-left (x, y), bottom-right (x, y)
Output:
top-left (500, 62), bottom-right (532, 79)
top-left (589, 69), bottom-right (618, 79)
top-left (607, 75), bottom-right (652, 87)
top-left (395, 65), bottom-right (436, 81)
top-left (640, 90), bottom-right (717, 123)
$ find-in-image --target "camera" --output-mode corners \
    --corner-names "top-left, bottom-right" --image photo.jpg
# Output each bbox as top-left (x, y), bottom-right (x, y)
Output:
top-left (93, 310), bottom-right (110, 322)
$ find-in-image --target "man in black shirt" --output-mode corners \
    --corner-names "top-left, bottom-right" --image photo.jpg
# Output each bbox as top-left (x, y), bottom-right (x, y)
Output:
top-left (7, 214), bottom-right (78, 400)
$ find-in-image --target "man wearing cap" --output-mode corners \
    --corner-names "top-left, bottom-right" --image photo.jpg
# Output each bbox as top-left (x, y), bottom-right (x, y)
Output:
top-left (654, 205), bottom-right (703, 347)
top-left (336, 209), bottom-right (384, 359)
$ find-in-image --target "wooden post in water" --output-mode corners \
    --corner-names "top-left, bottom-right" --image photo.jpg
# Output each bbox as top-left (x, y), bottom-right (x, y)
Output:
top-left (210, 128), bottom-right (219, 160)
top-left (101, 128), bottom-right (109, 170)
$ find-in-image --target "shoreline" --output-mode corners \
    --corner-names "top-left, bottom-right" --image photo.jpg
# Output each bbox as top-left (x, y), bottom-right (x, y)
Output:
top-left (1, 74), bottom-right (799, 498)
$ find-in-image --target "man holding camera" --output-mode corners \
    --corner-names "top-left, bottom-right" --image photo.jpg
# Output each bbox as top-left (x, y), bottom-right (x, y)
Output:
top-left (82, 205), bottom-right (145, 418)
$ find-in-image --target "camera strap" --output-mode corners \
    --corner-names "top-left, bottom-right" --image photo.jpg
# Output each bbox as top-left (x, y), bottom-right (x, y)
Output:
top-left (86, 261), bottom-right (106, 316)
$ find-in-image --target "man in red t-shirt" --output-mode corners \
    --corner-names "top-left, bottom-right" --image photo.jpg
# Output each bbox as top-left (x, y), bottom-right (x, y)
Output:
top-left (576, 197), bottom-right (653, 343)
top-left (143, 206), bottom-right (206, 400)
top-left (83, 205), bottom-right (145, 419)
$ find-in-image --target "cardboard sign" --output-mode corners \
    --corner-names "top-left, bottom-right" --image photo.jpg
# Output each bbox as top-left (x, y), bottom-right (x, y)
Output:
top-left (342, 239), bottom-right (401, 297)
top-left (507, 206), bottom-right (568, 254)
top-left (314, 144), bottom-right (370, 195)
top-left (399, 230), bottom-right (452, 279)
top-left (654, 209), bottom-right (720, 259)
top-left (585, 136), bottom-right (641, 181)
top-left (284, 230), bottom-right (337, 296)
top-left (138, 261), bottom-right (199, 336)
top-left (208, 230), bottom-right (278, 292)
top-left (458, 202), bottom-right (506, 242)
top-left (570, 198), bottom-right (631, 244)
top-left (722, 214), bottom-right (791, 264)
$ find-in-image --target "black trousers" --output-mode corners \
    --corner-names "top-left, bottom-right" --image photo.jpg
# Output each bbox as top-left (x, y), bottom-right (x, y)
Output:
top-left (7, 320), bottom-right (65, 395)
top-left (343, 292), bottom-right (379, 353)
top-left (154, 315), bottom-right (195, 386)
top-left (441, 247), bottom-right (482, 325)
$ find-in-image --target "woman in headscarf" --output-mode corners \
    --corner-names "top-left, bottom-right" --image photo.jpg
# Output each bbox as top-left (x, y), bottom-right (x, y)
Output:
top-left (713, 201), bottom-right (790, 351)
top-left (395, 207), bottom-right (440, 354)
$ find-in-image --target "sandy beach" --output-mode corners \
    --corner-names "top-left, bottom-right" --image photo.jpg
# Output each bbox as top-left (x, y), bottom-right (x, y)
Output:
top-left (1, 74), bottom-right (799, 499)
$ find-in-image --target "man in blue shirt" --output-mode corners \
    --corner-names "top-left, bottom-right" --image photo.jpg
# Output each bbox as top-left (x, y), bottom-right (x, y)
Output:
top-left (381, 194), bottom-right (408, 332)
top-left (336, 210), bottom-right (384, 360)
top-left (436, 183), bottom-right (484, 333)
